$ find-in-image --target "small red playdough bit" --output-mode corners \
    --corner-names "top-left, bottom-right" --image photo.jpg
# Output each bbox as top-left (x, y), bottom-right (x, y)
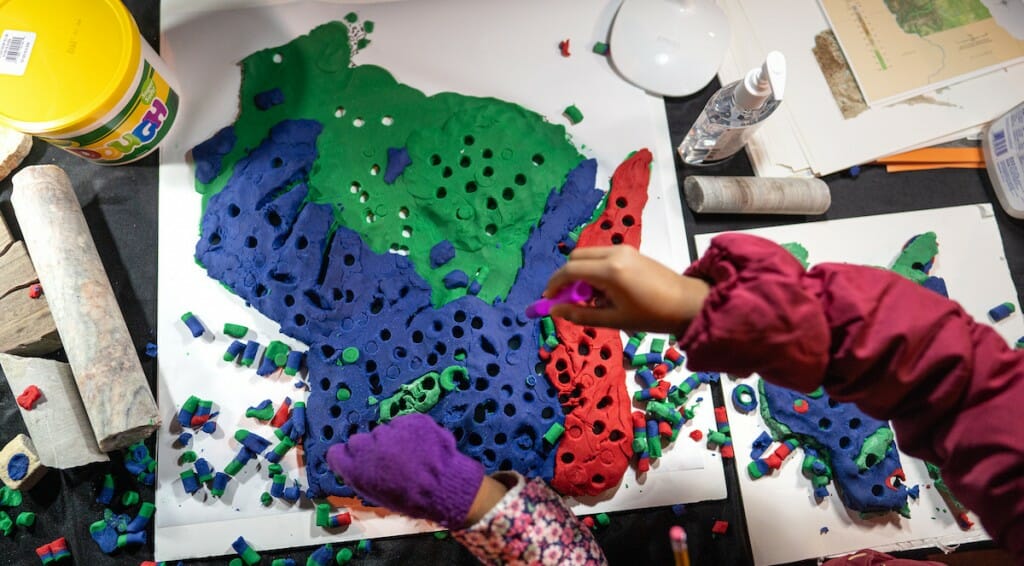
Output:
top-left (711, 520), bottom-right (729, 535)
top-left (17, 385), bottom-right (42, 410)
top-left (689, 430), bottom-right (703, 442)
top-left (28, 284), bottom-right (43, 299)
top-left (559, 39), bottom-right (571, 57)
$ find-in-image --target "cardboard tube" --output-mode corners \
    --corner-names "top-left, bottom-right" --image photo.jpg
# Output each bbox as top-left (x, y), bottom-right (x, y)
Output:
top-left (684, 176), bottom-right (831, 215)
top-left (11, 165), bottom-right (159, 451)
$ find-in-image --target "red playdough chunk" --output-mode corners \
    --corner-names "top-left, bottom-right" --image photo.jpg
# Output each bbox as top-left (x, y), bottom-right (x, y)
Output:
top-left (550, 150), bottom-right (653, 496)
top-left (712, 520), bottom-right (729, 535)
top-left (17, 385), bottom-right (42, 410)
top-left (689, 430), bottom-right (703, 441)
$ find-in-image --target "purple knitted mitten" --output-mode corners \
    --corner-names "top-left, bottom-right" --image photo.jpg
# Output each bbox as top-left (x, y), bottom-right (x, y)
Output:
top-left (326, 413), bottom-right (485, 528)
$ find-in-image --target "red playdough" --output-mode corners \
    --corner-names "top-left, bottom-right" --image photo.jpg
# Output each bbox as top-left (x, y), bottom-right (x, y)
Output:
top-left (549, 149), bottom-right (652, 496)
top-left (711, 520), bottom-right (729, 535)
top-left (17, 385), bottom-right (42, 410)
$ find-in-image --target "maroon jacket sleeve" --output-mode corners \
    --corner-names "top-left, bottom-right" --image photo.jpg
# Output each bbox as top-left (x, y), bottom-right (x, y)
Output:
top-left (679, 233), bottom-right (1024, 561)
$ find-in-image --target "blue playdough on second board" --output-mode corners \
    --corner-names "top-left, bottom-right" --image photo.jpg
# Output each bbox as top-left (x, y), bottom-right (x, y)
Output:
top-left (193, 118), bottom-right (605, 497)
top-left (383, 147), bottom-right (412, 184)
top-left (760, 380), bottom-right (913, 515)
top-left (7, 453), bottom-right (28, 481)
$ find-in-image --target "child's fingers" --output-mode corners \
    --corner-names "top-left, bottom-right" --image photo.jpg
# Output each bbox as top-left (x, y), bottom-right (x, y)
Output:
top-left (545, 259), bottom-right (614, 296)
top-left (549, 303), bottom-right (623, 330)
top-left (566, 246), bottom-right (616, 261)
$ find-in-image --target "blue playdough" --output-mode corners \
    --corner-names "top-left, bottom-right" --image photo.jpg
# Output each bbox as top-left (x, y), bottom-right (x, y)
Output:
top-left (254, 88), bottom-right (285, 110)
top-left (759, 380), bottom-right (912, 515)
top-left (193, 118), bottom-right (604, 497)
top-left (7, 453), bottom-right (28, 481)
top-left (429, 240), bottom-right (456, 268)
top-left (191, 125), bottom-right (236, 184)
top-left (383, 147), bottom-right (412, 184)
top-left (443, 270), bottom-right (469, 289)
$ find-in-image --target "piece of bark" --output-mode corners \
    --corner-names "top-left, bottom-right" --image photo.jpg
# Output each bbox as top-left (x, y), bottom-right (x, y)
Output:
top-left (0, 213), bottom-right (61, 355)
top-left (0, 353), bottom-right (108, 468)
top-left (0, 126), bottom-right (31, 181)
top-left (11, 165), bottom-right (160, 452)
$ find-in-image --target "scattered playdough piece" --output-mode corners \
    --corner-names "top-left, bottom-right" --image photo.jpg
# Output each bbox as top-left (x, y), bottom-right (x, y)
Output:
top-left (0, 434), bottom-right (46, 490)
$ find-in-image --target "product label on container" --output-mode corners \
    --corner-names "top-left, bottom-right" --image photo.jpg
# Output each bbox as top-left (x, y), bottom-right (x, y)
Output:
top-left (987, 102), bottom-right (1024, 217)
top-left (0, 30), bottom-right (36, 76)
top-left (43, 61), bottom-right (179, 164)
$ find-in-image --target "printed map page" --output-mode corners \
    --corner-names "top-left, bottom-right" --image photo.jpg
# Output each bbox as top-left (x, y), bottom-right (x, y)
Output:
top-left (820, 0), bottom-right (1024, 106)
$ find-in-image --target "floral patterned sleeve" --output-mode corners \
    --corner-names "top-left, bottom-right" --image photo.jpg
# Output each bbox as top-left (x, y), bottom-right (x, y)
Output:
top-left (452, 472), bottom-right (607, 565)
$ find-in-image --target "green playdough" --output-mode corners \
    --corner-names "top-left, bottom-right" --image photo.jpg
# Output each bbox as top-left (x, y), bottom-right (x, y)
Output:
top-left (377, 366), bottom-right (465, 423)
top-left (781, 242), bottom-right (810, 268)
top-left (891, 231), bottom-right (938, 283)
top-left (195, 21), bottom-right (584, 306)
top-left (854, 427), bottom-right (894, 471)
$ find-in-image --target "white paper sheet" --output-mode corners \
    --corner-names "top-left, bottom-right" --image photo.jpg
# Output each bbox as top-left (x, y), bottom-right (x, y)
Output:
top-left (157, 1), bottom-right (716, 560)
top-left (695, 204), bottom-right (1019, 565)
top-left (718, 0), bottom-right (1024, 177)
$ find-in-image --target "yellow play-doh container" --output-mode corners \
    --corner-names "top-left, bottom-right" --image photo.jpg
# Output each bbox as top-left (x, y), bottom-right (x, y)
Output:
top-left (0, 0), bottom-right (179, 165)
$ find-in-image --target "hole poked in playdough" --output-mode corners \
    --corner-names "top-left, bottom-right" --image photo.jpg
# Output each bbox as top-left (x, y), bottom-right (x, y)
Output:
top-left (353, 118), bottom-right (365, 127)
top-left (335, 106), bottom-right (346, 118)
top-left (460, 156), bottom-right (471, 168)
top-left (350, 181), bottom-right (360, 194)
top-left (272, 53), bottom-right (283, 63)
top-left (502, 188), bottom-right (515, 201)
top-left (381, 116), bottom-right (394, 126)
top-left (514, 173), bottom-right (526, 186)
top-left (532, 153), bottom-right (544, 166)
top-left (463, 135), bottom-right (475, 146)
top-left (370, 165), bottom-right (380, 176)
top-left (399, 207), bottom-right (409, 219)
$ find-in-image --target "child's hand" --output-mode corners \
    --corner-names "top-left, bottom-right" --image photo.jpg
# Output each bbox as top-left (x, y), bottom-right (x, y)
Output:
top-left (326, 413), bottom-right (485, 528)
top-left (544, 246), bottom-right (709, 335)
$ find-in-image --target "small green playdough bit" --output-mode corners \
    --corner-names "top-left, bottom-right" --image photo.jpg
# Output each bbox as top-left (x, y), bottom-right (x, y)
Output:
top-left (341, 347), bottom-right (360, 364)
top-left (223, 323), bottom-right (249, 338)
top-left (15, 511), bottom-right (35, 527)
top-left (592, 41), bottom-right (609, 55)
top-left (196, 22), bottom-right (585, 307)
top-left (890, 231), bottom-right (938, 284)
top-left (268, 463), bottom-right (284, 476)
top-left (181, 450), bottom-right (198, 464)
top-left (433, 530), bottom-right (448, 539)
top-left (247, 403), bottom-right (276, 421)
top-left (121, 491), bottom-right (140, 507)
top-left (377, 369), bottom-right (453, 422)
top-left (439, 365), bottom-right (469, 391)
top-left (0, 487), bottom-right (21, 507)
top-left (266, 341), bottom-right (291, 367)
top-left (336, 547), bottom-right (354, 563)
top-left (806, 386), bottom-right (825, 399)
top-left (337, 385), bottom-right (352, 401)
top-left (261, 491), bottom-right (273, 506)
top-left (230, 559), bottom-right (243, 566)
top-left (595, 512), bottom-right (610, 526)
top-left (781, 242), bottom-right (810, 268)
top-left (854, 427), bottom-right (894, 471)
top-left (363, 21), bottom-right (375, 33)
top-left (543, 422), bottom-right (565, 445)
top-left (0, 511), bottom-right (12, 536)
top-left (344, 11), bottom-right (358, 22)
top-left (563, 104), bottom-right (584, 124)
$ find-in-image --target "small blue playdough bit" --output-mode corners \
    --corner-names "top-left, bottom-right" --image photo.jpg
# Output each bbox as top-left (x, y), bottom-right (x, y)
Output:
top-left (731, 383), bottom-right (758, 413)
top-left (7, 454), bottom-right (28, 481)
top-left (254, 88), bottom-right (285, 110)
top-left (989, 301), bottom-right (1016, 322)
top-left (144, 342), bottom-right (158, 358)
top-left (383, 147), bottom-right (412, 184)
top-left (224, 340), bottom-right (246, 362)
top-left (180, 311), bottom-right (205, 338)
top-left (443, 270), bottom-right (469, 289)
top-left (429, 240), bottom-right (456, 268)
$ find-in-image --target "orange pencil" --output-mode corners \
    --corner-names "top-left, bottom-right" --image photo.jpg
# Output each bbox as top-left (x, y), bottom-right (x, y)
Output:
top-left (670, 525), bottom-right (690, 566)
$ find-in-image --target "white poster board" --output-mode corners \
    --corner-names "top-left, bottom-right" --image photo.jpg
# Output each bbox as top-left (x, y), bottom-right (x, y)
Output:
top-left (156, 1), bottom-right (718, 560)
top-left (694, 204), bottom-right (1019, 565)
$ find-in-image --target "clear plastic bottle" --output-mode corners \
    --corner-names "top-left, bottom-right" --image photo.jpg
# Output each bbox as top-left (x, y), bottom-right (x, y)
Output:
top-left (678, 51), bottom-right (786, 166)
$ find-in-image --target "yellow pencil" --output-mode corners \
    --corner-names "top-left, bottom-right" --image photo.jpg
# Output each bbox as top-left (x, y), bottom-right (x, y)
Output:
top-left (670, 525), bottom-right (690, 566)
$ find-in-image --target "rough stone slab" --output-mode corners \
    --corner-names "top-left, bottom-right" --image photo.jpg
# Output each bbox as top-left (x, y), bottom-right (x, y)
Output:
top-left (0, 213), bottom-right (61, 355)
top-left (0, 353), bottom-right (108, 468)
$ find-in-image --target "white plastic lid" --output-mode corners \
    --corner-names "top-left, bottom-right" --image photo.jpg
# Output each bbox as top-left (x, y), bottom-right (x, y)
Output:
top-left (734, 51), bottom-right (786, 110)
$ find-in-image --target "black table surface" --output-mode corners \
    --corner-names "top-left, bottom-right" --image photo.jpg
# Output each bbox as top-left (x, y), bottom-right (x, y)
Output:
top-left (0, 2), bottom-right (1019, 565)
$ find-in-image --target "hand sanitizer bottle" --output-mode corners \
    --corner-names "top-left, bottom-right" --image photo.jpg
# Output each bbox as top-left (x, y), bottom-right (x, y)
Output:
top-left (678, 51), bottom-right (786, 166)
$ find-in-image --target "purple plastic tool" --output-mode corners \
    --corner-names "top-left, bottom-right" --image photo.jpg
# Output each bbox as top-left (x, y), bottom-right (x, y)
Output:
top-left (525, 280), bottom-right (594, 318)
